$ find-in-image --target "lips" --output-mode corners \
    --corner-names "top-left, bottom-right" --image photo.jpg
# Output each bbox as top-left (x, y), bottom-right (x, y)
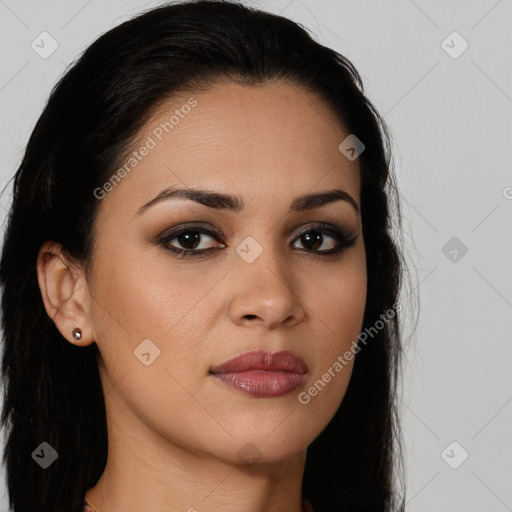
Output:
top-left (210, 349), bottom-right (308, 398)
top-left (210, 349), bottom-right (308, 374)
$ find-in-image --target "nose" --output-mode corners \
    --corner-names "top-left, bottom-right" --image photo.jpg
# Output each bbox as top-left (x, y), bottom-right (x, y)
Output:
top-left (228, 240), bottom-right (306, 330)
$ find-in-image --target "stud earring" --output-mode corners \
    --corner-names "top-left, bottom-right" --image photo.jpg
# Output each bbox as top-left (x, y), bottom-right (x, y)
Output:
top-left (72, 327), bottom-right (82, 341)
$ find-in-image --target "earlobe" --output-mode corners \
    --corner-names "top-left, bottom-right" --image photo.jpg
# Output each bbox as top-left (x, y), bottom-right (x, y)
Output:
top-left (36, 241), bottom-right (95, 346)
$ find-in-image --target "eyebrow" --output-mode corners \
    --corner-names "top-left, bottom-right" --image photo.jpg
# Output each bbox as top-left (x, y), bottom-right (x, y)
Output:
top-left (136, 185), bottom-right (359, 215)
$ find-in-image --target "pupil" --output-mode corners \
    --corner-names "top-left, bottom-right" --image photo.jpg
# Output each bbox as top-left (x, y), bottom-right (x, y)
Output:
top-left (303, 232), bottom-right (322, 250)
top-left (178, 232), bottom-right (200, 249)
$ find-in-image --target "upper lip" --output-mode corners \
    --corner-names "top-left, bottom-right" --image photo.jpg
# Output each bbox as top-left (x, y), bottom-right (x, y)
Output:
top-left (210, 349), bottom-right (308, 374)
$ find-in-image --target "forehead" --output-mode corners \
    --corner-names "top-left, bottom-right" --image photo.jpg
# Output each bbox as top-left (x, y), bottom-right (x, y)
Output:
top-left (97, 80), bottom-right (361, 218)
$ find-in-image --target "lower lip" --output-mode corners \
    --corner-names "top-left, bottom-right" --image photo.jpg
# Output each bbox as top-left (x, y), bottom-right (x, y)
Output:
top-left (211, 370), bottom-right (307, 398)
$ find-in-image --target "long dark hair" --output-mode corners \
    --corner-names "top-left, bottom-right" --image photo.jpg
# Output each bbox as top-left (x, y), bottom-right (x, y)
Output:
top-left (0, 1), bottom-right (412, 510)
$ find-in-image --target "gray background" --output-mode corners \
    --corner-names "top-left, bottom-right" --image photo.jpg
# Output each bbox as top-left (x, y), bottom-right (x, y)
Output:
top-left (0, 0), bottom-right (511, 510)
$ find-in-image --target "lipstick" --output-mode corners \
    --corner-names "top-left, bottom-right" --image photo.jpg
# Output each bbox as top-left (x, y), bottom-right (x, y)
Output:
top-left (209, 349), bottom-right (307, 398)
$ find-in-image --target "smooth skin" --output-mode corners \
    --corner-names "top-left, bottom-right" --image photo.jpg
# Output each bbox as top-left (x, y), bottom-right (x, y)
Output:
top-left (37, 81), bottom-right (367, 512)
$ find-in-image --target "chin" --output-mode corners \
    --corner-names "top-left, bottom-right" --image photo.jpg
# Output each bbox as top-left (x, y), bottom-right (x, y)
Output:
top-left (215, 429), bottom-right (312, 466)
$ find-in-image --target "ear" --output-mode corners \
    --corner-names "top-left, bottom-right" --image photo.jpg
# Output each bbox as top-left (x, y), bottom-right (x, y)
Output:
top-left (36, 241), bottom-right (95, 346)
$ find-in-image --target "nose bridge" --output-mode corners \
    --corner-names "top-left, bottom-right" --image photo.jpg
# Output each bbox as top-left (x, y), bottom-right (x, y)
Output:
top-left (235, 229), bottom-right (288, 286)
top-left (229, 229), bottom-right (304, 329)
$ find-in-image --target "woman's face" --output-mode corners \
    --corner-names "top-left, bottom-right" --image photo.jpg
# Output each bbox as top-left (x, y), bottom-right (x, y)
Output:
top-left (86, 80), bottom-right (366, 464)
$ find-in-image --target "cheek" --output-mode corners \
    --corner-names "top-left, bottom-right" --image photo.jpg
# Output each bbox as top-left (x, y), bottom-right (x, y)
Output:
top-left (297, 256), bottom-right (366, 417)
top-left (304, 249), bottom-right (367, 349)
top-left (88, 241), bottom-right (227, 390)
top-left (89, 239), bottom-right (213, 337)
top-left (88, 247), bottom-right (221, 448)
top-left (321, 272), bottom-right (367, 351)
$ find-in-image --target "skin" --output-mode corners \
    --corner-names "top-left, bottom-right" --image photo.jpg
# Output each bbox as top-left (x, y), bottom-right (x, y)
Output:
top-left (37, 80), bottom-right (367, 512)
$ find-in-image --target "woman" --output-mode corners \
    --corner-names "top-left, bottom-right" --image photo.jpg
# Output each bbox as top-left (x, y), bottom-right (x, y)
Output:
top-left (0, 1), bottom-right (410, 511)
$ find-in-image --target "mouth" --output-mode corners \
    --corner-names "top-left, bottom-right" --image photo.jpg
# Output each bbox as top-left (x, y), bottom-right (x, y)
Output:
top-left (209, 349), bottom-right (308, 398)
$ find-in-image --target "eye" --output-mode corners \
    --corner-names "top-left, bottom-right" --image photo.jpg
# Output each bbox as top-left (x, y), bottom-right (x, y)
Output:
top-left (291, 224), bottom-right (357, 254)
top-left (158, 222), bottom-right (357, 259)
top-left (159, 224), bottom-right (225, 259)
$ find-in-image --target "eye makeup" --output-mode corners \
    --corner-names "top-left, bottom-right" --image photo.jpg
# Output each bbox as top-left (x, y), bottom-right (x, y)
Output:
top-left (156, 221), bottom-right (358, 260)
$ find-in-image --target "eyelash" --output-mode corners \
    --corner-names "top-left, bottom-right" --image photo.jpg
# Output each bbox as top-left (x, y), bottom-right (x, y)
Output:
top-left (158, 223), bottom-right (358, 260)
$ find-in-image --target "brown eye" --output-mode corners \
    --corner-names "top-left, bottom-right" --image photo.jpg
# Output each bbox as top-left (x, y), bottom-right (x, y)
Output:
top-left (158, 222), bottom-right (357, 260)
top-left (291, 224), bottom-right (357, 254)
top-left (170, 231), bottom-right (211, 251)
top-left (158, 224), bottom-right (226, 259)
